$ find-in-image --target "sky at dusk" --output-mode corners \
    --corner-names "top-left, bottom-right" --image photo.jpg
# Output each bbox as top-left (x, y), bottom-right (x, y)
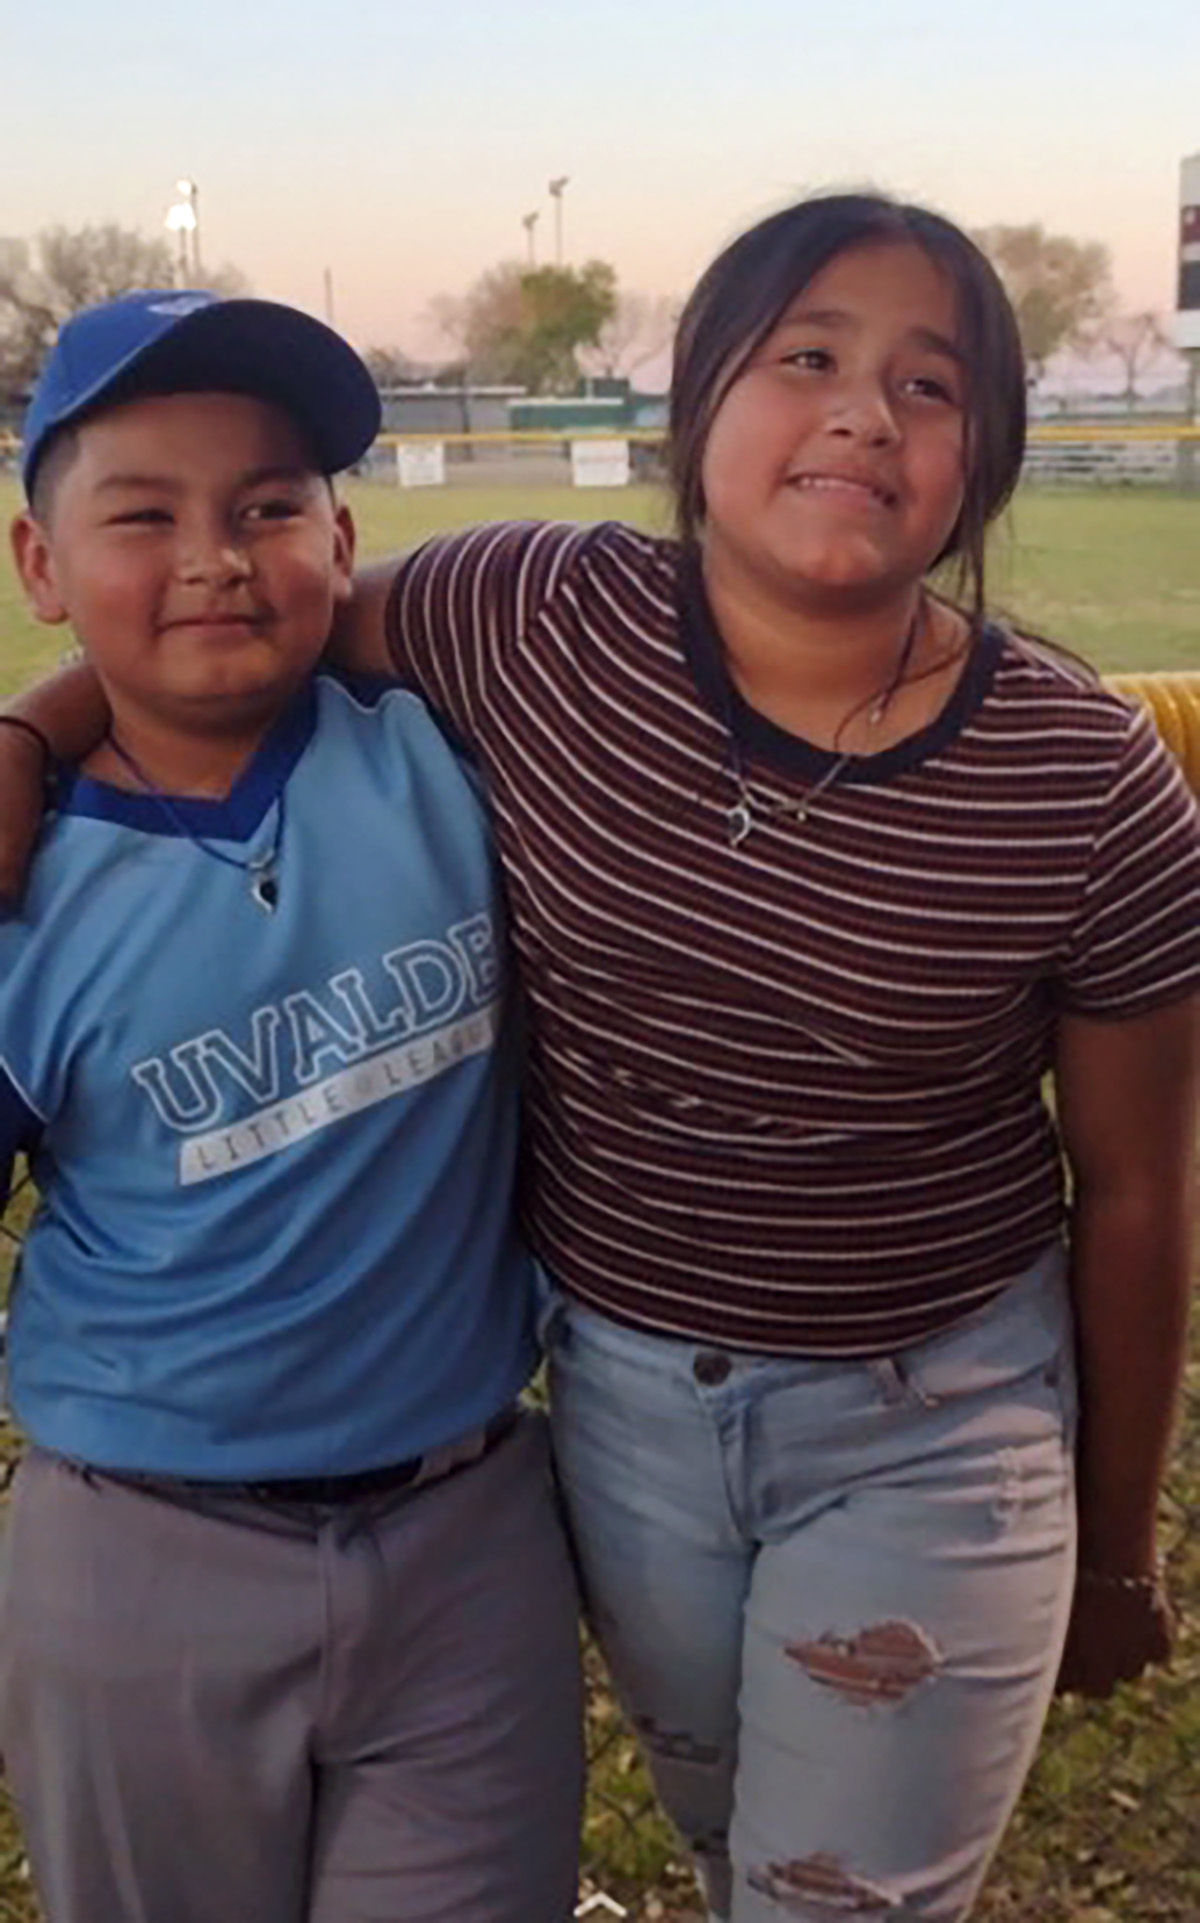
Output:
top-left (2, 0), bottom-right (1198, 363)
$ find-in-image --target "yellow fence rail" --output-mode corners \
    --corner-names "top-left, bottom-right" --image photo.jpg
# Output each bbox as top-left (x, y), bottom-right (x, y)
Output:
top-left (5, 421), bottom-right (1200, 457)
top-left (1106, 672), bottom-right (1200, 789)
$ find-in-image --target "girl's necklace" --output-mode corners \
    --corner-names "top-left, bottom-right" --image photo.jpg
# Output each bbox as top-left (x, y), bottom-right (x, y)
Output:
top-left (105, 733), bottom-right (286, 915)
top-left (724, 603), bottom-right (923, 850)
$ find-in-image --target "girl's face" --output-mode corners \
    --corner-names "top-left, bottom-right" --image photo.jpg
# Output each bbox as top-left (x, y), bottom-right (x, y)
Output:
top-left (699, 240), bottom-right (968, 613)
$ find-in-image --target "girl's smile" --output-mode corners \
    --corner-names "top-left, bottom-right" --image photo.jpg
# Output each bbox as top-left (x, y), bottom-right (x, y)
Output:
top-left (700, 240), bottom-right (966, 614)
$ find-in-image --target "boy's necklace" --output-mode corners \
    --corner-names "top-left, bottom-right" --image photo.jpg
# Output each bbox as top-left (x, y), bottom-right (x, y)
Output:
top-left (104, 733), bottom-right (286, 915)
top-left (723, 604), bottom-right (923, 850)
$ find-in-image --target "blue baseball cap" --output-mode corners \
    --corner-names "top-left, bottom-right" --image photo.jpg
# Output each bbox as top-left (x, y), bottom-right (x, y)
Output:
top-left (21, 289), bottom-right (382, 496)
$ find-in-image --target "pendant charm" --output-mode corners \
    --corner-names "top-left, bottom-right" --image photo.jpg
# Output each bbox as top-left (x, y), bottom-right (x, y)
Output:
top-left (726, 800), bottom-right (753, 848)
top-left (251, 870), bottom-right (279, 914)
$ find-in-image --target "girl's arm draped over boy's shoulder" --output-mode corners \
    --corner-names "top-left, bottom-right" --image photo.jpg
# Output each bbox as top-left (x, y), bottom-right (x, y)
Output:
top-left (0, 663), bottom-right (112, 903)
top-left (325, 561), bottom-right (401, 678)
top-left (1054, 994), bottom-right (1199, 1697)
top-left (0, 570), bottom-right (404, 905)
top-left (0, 550), bottom-right (411, 904)
top-left (333, 520), bottom-right (600, 752)
top-left (1, 521), bottom-right (579, 902)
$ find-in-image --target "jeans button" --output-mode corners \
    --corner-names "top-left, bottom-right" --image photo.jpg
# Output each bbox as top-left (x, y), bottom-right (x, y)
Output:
top-left (693, 1351), bottom-right (732, 1387)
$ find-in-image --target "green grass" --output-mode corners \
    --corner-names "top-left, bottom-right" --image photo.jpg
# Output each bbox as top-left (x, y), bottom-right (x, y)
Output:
top-left (1, 480), bottom-right (1200, 1920)
top-left (984, 490), bottom-right (1200, 672)
top-left (0, 477), bottom-right (1198, 697)
top-left (0, 475), bottom-right (671, 698)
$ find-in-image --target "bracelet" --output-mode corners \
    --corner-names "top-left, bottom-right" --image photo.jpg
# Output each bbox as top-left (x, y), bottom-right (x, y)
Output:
top-left (1077, 1561), bottom-right (1165, 1599)
top-left (0, 714), bottom-right (54, 770)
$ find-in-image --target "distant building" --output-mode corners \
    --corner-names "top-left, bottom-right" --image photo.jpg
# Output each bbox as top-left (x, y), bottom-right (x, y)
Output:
top-left (377, 383), bottom-right (525, 438)
top-left (509, 378), bottom-right (666, 436)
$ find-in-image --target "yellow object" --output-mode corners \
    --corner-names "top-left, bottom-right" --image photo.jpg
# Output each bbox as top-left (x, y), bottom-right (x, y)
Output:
top-left (1105, 673), bottom-right (1200, 795)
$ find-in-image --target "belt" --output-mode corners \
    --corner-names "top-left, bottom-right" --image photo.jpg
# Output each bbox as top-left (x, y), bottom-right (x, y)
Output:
top-left (101, 1407), bottom-right (520, 1511)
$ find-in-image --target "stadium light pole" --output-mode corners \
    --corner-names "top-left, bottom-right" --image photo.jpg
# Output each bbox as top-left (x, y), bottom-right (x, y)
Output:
top-left (522, 211), bottom-right (539, 266)
top-left (164, 194), bottom-right (197, 288)
top-left (176, 179), bottom-right (201, 279)
top-left (548, 176), bottom-right (569, 265)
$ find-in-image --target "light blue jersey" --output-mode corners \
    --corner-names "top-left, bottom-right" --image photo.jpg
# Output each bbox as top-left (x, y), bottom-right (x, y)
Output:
top-left (0, 674), bottom-right (536, 1477)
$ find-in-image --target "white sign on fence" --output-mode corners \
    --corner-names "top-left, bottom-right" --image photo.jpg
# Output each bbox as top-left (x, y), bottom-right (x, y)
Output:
top-left (396, 442), bottom-right (447, 488)
top-left (570, 439), bottom-right (631, 488)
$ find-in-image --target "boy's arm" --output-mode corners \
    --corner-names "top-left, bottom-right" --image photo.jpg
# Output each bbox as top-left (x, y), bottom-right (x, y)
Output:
top-left (0, 664), bottom-right (112, 903)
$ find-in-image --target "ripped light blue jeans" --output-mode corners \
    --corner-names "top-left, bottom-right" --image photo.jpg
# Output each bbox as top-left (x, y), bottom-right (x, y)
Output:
top-left (546, 1246), bottom-right (1077, 1923)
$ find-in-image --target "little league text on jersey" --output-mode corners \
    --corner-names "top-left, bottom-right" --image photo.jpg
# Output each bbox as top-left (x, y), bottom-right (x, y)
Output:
top-left (130, 912), bottom-right (500, 1182)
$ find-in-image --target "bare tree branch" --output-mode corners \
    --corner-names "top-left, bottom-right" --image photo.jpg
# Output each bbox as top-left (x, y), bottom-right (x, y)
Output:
top-left (0, 224), bottom-right (248, 397)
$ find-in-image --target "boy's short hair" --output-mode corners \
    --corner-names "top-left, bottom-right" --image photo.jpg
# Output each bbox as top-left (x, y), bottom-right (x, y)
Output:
top-left (21, 290), bottom-right (381, 503)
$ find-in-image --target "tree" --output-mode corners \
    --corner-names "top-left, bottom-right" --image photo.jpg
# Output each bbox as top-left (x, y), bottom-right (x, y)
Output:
top-left (361, 344), bottom-right (421, 389)
top-left (580, 292), bottom-right (678, 381)
top-left (971, 224), bottom-right (1113, 381)
top-left (1100, 311), bottom-right (1173, 408)
top-left (440, 259), bottom-right (619, 394)
top-left (0, 223), bottom-right (248, 397)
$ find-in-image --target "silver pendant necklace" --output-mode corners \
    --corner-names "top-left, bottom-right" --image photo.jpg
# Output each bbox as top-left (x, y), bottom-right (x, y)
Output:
top-left (725, 751), bottom-right (855, 848)
top-left (724, 603), bottom-right (922, 851)
top-left (105, 734), bottom-right (286, 915)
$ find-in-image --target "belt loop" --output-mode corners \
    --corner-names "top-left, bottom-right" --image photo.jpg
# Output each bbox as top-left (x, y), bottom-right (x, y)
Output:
top-left (868, 1357), bottom-right (908, 1406)
top-left (408, 1408), bottom-right (515, 1493)
top-left (868, 1355), bottom-right (940, 1411)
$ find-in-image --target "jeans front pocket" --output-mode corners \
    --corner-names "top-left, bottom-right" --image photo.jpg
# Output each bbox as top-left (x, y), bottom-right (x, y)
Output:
top-left (883, 1246), bottom-right (1077, 1477)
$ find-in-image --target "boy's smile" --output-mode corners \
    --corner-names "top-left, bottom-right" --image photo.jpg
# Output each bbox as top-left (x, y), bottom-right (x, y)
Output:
top-left (12, 391), bottom-right (355, 789)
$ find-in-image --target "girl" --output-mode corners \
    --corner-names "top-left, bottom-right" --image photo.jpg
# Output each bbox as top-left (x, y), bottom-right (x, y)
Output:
top-left (5, 193), bottom-right (1198, 1921)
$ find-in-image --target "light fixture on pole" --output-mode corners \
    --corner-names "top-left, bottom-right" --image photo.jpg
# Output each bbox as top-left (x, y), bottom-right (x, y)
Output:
top-left (164, 193), bottom-right (198, 289)
top-left (176, 179), bottom-right (201, 278)
top-left (522, 211), bottom-right (539, 267)
top-left (548, 176), bottom-right (569, 265)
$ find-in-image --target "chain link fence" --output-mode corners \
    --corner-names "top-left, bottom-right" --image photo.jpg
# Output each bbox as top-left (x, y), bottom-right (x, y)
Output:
top-left (2, 1196), bottom-right (1199, 1921)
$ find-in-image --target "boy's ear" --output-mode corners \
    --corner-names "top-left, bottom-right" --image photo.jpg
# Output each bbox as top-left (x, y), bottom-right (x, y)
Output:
top-left (331, 501), bottom-right (356, 605)
top-left (10, 514), bottom-right (70, 627)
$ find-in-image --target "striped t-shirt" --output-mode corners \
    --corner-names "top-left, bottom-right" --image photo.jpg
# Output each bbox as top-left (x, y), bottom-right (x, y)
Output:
top-left (387, 518), bottom-right (1200, 1355)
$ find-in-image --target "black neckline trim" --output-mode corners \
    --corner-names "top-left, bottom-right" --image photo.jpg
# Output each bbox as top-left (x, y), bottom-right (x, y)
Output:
top-left (678, 555), bottom-right (1002, 785)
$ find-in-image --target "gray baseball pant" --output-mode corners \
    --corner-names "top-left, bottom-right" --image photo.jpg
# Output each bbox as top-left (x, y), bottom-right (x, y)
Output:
top-left (0, 1411), bottom-right (584, 1923)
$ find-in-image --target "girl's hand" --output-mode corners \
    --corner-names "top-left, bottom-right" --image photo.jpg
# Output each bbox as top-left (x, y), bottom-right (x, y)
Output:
top-left (1056, 1566), bottom-right (1174, 1698)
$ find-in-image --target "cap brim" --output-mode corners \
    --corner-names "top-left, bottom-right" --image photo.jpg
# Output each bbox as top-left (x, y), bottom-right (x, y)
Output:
top-left (27, 298), bottom-right (381, 490)
top-left (103, 299), bottom-right (382, 474)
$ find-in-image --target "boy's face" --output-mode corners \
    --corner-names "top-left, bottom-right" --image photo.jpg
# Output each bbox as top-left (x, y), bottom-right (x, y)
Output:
top-left (12, 391), bottom-right (355, 752)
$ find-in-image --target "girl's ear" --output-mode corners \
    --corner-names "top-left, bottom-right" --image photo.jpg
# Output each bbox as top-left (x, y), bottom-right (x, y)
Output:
top-left (10, 514), bottom-right (71, 627)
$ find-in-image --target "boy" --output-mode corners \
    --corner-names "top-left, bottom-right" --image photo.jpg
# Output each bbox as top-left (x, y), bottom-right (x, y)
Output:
top-left (0, 291), bottom-right (582, 1923)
